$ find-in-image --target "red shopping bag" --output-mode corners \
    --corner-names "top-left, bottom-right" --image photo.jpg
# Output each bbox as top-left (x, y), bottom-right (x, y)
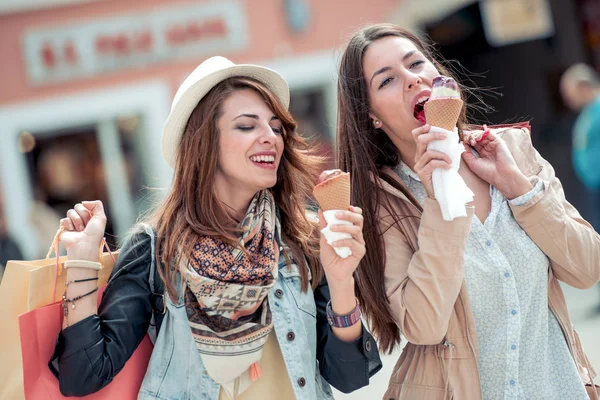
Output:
top-left (17, 228), bottom-right (153, 399)
top-left (18, 286), bottom-right (153, 399)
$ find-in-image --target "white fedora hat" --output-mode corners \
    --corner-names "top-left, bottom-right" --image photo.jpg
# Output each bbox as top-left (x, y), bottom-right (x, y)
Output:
top-left (161, 56), bottom-right (290, 167)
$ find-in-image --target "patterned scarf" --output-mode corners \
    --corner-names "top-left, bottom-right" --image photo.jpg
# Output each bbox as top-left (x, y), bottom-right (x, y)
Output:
top-left (179, 190), bottom-right (280, 399)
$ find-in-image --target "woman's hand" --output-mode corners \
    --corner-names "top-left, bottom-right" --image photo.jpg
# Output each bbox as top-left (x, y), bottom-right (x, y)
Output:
top-left (412, 124), bottom-right (453, 199)
top-left (319, 206), bottom-right (365, 286)
top-left (462, 130), bottom-right (532, 199)
top-left (319, 206), bottom-right (365, 340)
top-left (59, 201), bottom-right (107, 261)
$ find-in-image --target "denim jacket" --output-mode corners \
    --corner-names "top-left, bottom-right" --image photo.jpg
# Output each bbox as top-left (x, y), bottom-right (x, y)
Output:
top-left (51, 224), bottom-right (381, 398)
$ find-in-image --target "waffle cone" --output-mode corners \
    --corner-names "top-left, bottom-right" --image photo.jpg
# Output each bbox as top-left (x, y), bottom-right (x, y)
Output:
top-left (424, 98), bottom-right (464, 130)
top-left (313, 173), bottom-right (351, 211)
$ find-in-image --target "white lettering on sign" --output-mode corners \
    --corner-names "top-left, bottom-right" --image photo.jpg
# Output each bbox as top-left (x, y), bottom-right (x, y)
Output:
top-left (22, 0), bottom-right (248, 85)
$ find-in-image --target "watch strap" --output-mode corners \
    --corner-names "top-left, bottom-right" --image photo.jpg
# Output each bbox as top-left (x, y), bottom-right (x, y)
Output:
top-left (326, 298), bottom-right (361, 328)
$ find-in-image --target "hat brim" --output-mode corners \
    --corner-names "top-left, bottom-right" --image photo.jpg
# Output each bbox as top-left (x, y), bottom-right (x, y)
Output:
top-left (162, 64), bottom-right (290, 167)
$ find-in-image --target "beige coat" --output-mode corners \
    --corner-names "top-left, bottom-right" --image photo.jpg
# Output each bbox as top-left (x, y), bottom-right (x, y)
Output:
top-left (376, 126), bottom-right (600, 399)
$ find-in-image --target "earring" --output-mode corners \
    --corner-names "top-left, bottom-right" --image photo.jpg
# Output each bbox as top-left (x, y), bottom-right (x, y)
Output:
top-left (374, 120), bottom-right (381, 128)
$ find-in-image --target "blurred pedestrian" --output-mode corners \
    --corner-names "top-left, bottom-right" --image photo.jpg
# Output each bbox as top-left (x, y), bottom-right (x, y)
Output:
top-left (560, 64), bottom-right (600, 205)
top-left (561, 63), bottom-right (600, 314)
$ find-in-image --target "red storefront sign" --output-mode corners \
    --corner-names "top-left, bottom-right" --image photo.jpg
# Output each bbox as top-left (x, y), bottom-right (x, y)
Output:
top-left (22, 1), bottom-right (247, 85)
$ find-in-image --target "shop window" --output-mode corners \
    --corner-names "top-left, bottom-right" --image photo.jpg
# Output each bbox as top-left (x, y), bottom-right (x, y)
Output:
top-left (20, 117), bottom-right (145, 250)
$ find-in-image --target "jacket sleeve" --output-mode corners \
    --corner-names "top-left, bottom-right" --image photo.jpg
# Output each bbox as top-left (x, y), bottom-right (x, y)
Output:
top-left (49, 232), bottom-right (153, 396)
top-left (382, 198), bottom-right (473, 345)
top-left (509, 143), bottom-right (600, 289)
top-left (314, 276), bottom-right (382, 393)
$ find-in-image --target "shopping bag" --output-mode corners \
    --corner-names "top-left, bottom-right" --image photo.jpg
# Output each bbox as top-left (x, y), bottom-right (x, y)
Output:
top-left (19, 285), bottom-right (153, 399)
top-left (0, 230), bottom-right (116, 400)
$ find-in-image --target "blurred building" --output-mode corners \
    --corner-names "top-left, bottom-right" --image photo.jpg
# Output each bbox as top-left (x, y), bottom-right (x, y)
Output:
top-left (1, 0), bottom-right (598, 257)
top-left (0, 0), bottom-right (399, 258)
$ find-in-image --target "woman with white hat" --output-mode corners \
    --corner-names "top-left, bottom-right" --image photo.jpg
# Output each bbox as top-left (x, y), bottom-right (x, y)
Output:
top-left (49, 56), bottom-right (382, 399)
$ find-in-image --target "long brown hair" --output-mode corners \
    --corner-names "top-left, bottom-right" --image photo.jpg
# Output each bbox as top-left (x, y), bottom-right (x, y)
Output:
top-left (149, 77), bottom-right (323, 301)
top-left (337, 24), bottom-right (468, 353)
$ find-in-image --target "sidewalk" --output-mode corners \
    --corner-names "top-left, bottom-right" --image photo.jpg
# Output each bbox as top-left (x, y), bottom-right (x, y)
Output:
top-left (334, 284), bottom-right (600, 399)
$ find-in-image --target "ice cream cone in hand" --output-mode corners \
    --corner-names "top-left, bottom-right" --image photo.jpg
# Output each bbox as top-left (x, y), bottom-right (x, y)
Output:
top-left (313, 170), bottom-right (352, 259)
top-left (422, 76), bottom-right (474, 221)
top-left (424, 98), bottom-right (463, 130)
top-left (312, 170), bottom-right (351, 211)
top-left (424, 76), bottom-right (463, 131)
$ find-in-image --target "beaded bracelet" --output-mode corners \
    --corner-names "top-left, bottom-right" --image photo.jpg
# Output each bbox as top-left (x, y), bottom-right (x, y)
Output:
top-left (62, 287), bottom-right (99, 327)
top-left (64, 260), bottom-right (102, 270)
top-left (64, 277), bottom-right (99, 287)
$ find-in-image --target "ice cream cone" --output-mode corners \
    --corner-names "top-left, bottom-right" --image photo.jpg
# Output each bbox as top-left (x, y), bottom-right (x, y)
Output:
top-left (312, 173), bottom-right (351, 211)
top-left (424, 98), bottom-right (464, 131)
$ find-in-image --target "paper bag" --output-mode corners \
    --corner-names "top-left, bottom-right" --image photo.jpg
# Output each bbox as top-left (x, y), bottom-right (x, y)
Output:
top-left (19, 285), bottom-right (152, 399)
top-left (0, 251), bottom-right (117, 400)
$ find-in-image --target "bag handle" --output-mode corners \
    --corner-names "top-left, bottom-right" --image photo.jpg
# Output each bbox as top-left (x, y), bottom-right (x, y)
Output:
top-left (45, 226), bottom-right (116, 299)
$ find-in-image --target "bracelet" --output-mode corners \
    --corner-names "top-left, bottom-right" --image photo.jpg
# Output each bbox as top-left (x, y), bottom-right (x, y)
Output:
top-left (64, 260), bottom-right (102, 270)
top-left (62, 287), bottom-right (98, 327)
top-left (326, 298), bottom-right (361, 328)
top-left (65, 277), bottom-right (99, 287)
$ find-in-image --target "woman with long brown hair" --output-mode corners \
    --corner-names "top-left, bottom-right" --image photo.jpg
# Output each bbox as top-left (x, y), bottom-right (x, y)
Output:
top-left (337, 23), bottom-right (600, 399)
top-left (49, 56), bottom-right (381, 399)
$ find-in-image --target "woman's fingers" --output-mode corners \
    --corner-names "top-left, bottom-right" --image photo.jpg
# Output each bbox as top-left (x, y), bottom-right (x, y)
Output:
top-left (82, 200), bottom-right (107, 224)
top-left (413, 127), bottom-right (447, 161)
top-left (330, 224), bottom-right (364, 245)
top-left (330, 238), bottom-right (366, 258)
top-left (414, 150), bottom-right (452, 173)
top-left (417, 130), bottom-right (448, 146)
top-left (419, 160), bottom-right (453, 177)
top-left (60, 218), bottom-right (75, 231)
top-left (412, 124), bottom-right (430, 159)
top-left (462, 144), bottom-right (478, 166)
top-left (74, 203), bottom-right (92, 226)
top-left (411, 124), bottom-right (431, 141)
top-left (472, 130), bottom-right (501, 153)
top-left (66, 209), bottom-right (85, 231)
top-left (63, 200), bottom-right (106, 233)
top-left (349, 206), bottom-right (362, 215)
top-left (335, 209), bottom-right (364, 228)
top-left (413, 148), bottom-right (452, 198)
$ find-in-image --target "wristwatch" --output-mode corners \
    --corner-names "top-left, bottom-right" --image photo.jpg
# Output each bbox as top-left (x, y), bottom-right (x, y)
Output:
top-left (326, 298), bottom-right (361, 328)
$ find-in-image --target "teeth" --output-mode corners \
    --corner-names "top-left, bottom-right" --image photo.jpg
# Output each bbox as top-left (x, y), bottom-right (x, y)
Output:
top-left (250, 155), bottom-right (275, 163)
top-left (416, 96), bottom-right (429, 105)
